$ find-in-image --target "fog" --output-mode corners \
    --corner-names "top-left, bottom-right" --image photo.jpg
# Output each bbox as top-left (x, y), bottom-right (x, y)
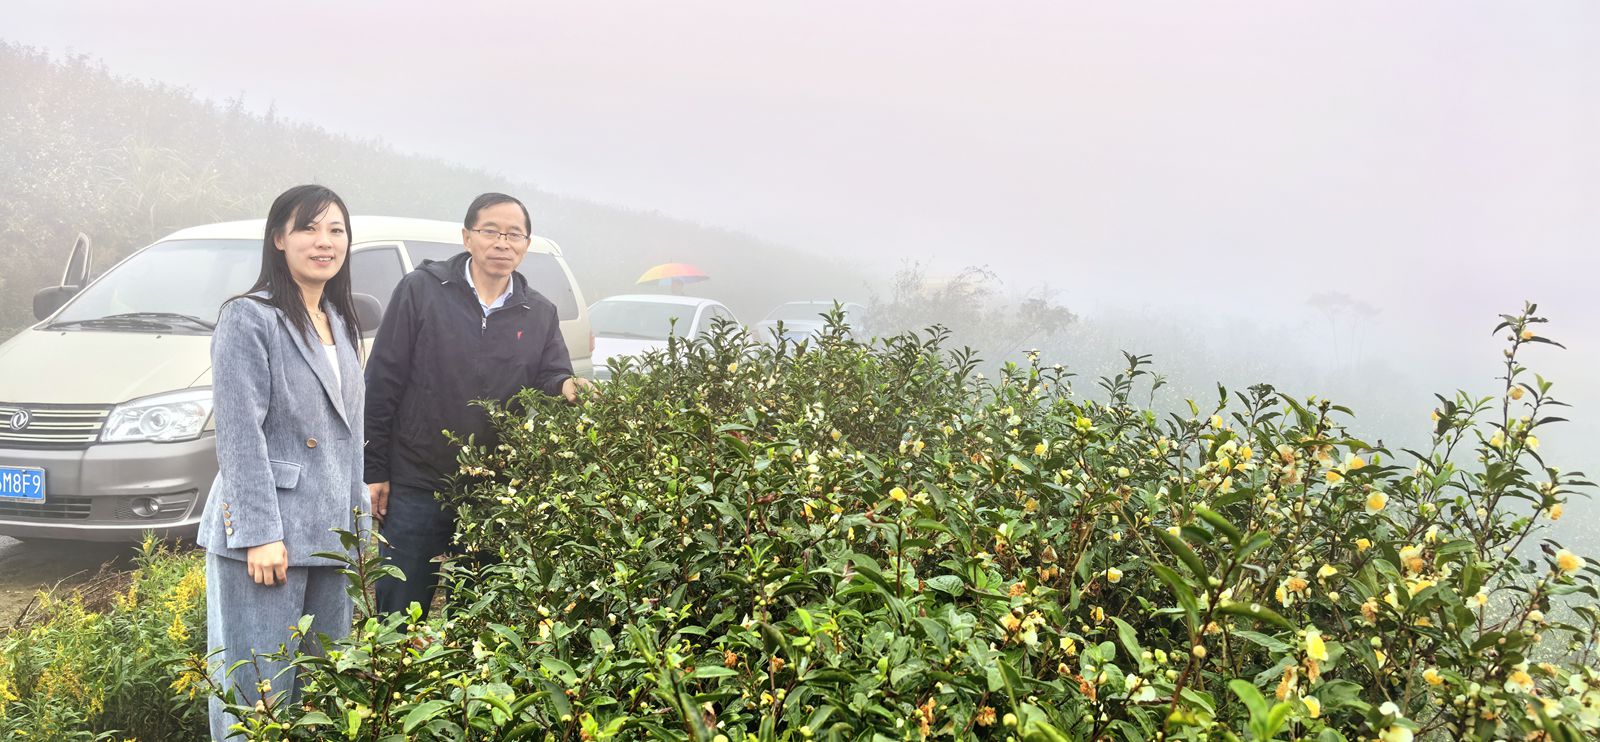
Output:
top-left (5, 2), bottom-right (1599, 546)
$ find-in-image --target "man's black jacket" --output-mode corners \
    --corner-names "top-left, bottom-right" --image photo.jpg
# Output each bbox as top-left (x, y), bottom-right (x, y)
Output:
top-left (363, 251), bottom-right (573, 491)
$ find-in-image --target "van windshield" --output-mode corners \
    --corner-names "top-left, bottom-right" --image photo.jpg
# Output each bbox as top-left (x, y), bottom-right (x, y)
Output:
top-left (50, 239), bottom-right (260, 332)
top-left (590, 301), bottom-right (697, 341)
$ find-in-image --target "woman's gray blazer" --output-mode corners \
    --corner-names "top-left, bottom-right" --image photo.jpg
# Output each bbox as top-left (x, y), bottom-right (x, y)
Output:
top-left (197, 294), bottom-right (367, 566)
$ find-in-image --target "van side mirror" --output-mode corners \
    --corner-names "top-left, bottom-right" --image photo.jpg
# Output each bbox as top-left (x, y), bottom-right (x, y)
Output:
top-left (33, 286), bottom-right (78, 321)
top-left (61, 234), bottom-right (92, 288)
top-left (352, 293), bottom-right (383, 336)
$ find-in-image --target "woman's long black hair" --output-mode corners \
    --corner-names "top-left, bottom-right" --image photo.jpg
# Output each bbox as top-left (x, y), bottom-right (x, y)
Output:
top-left (235, 185), bottom-right (361, 350)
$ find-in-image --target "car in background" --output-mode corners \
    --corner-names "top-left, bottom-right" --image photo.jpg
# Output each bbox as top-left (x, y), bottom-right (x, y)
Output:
top-left (589, 295), bottom-right (737, 380)
top-left (0, 217), bottom-right (592, 542)
top-left (753, 300), bottom-right (867, 343)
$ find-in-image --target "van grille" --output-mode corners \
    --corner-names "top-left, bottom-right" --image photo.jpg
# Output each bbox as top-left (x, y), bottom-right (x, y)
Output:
top-left (0, 404), bottom-right (112, 449)
top-left (0, 496), bottom-right (92, 520)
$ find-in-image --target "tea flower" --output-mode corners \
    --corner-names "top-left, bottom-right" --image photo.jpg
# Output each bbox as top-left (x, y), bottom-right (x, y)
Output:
top-left (1316, 564), bottom-right (1338, 580)
top-left (1557, 549), bottom-right (1585, 574)
top-left (1526, 435), bottom-right (1540, 450)
top-left (1379, 724), bottom-right (1413, 742)
top-left (1489, 431), bottom-right (1505, 449)
top-left (1365, 492), bottom-right (1388, 514)
top-left (1505, 668), bottom-right (1535, 694)
top-left (1106, 567), bottom-right (1123, 584)
top-left (1423, 667), bottom-right (1443, 686)
top-left (1034, 442), bottom-right (1048, 457)
top-left (1510, 385), bottom-right (1526, 400)
top-left (1550, 503), bottom-right (1564, 520)
top-left (1304, 627), bottom-right (1329, 662)
top-left (1302, 695), bottom-right (1321, 718)
top-left (1355, 537), bottom-right (1372, 552)
top-left (888, 487), bottom-right (907, 503)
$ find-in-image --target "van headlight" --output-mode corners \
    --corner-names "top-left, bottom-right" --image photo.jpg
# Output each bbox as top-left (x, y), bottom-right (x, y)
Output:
top-left (102, 389), bottom-right (214, 443)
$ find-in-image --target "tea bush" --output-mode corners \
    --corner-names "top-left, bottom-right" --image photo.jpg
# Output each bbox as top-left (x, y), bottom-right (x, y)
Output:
top-left (0, 536), bottom-right (207, 740)
top-left (211, 302), bottom-right (1593, 741)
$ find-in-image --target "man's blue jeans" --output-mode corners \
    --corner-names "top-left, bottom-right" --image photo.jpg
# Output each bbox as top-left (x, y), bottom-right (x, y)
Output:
top-left (374, 484), bottom-right (455, 617)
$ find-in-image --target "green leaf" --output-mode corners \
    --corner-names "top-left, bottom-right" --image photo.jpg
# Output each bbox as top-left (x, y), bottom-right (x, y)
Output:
top-left (1149, 563), bottom-right (1200, 626)
top-left (1232, 630), bottom-right (1290, 654)
top-left (1194, 506), bottom-right (1241, 544)
top-left (401, 700), bottom-right (452, 733)
top-left (1154, 526), bottom-right (1210, 584)
top-left (1111, 617), bottom-right (1143, 663)
top-left (690, 665), bottom-right (739, 680)
top-left (1216, 601), bottom-right (1295, 631)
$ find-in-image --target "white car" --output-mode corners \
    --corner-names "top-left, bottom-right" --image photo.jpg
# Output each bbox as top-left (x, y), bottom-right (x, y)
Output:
top-left (0, 216), bottom-right (592, 541)
top-left (588, 294), bottom-right (738, 380)
top-left (754, 300), bottom-right (867, 343)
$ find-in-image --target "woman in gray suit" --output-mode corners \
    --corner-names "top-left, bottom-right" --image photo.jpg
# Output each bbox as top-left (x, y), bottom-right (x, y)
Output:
top-left (197, 184), bottom-right (367, 740)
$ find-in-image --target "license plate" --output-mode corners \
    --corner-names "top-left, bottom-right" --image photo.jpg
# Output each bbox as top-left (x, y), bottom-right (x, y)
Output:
top-left (0, 466), bottom-right (45, 502)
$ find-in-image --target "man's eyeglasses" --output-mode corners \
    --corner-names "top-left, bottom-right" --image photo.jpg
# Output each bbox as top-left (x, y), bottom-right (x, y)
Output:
top-left (469, 228), bottom-right (531, 246)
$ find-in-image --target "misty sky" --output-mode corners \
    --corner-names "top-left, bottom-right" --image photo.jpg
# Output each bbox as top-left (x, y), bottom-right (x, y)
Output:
top-left (7, 2), bottom-right (1598, 346)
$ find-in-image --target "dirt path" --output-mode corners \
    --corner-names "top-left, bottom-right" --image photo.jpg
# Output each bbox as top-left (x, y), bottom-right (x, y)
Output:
top-left (0, 536), bottom-right (140, 626)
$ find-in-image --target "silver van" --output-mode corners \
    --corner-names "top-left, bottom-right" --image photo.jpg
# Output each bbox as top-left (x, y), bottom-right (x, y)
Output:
top-left (0, 216), bottom-right (592, 541)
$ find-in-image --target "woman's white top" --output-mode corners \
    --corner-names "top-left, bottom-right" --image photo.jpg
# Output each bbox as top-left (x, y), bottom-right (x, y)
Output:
top-left (322, 343), bottom-right (341, 388)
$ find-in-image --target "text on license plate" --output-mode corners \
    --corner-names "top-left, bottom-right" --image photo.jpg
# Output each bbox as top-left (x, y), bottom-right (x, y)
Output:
top-left (0, 466), bottom-right (45, 501)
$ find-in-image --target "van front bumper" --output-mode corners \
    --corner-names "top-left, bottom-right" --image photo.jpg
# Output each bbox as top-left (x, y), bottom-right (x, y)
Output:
top-left (0, 434), bottom-right (215, 542)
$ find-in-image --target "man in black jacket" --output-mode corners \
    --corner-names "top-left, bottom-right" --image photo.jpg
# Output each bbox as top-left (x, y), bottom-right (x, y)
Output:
top-left (364, 193), bottom-right (584, 616)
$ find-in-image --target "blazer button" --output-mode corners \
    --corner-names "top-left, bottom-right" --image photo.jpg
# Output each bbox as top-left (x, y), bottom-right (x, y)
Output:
top-left (226, 527), bottom-right (235, 536)
top-left (306, 438), bottom-right (319, 449)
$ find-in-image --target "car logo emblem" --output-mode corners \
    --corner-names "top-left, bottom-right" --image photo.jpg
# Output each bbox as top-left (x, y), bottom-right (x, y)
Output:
top-left (8, 411), bottom-right (29, 431)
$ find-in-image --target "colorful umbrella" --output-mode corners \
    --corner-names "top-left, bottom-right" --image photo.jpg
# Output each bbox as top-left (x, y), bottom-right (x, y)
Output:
top-left (635, 263), bottom-right (710, 294)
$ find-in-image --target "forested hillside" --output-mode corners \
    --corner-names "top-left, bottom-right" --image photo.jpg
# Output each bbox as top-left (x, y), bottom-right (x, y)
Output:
top-left (0, 43), bottom-right (869, 334)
